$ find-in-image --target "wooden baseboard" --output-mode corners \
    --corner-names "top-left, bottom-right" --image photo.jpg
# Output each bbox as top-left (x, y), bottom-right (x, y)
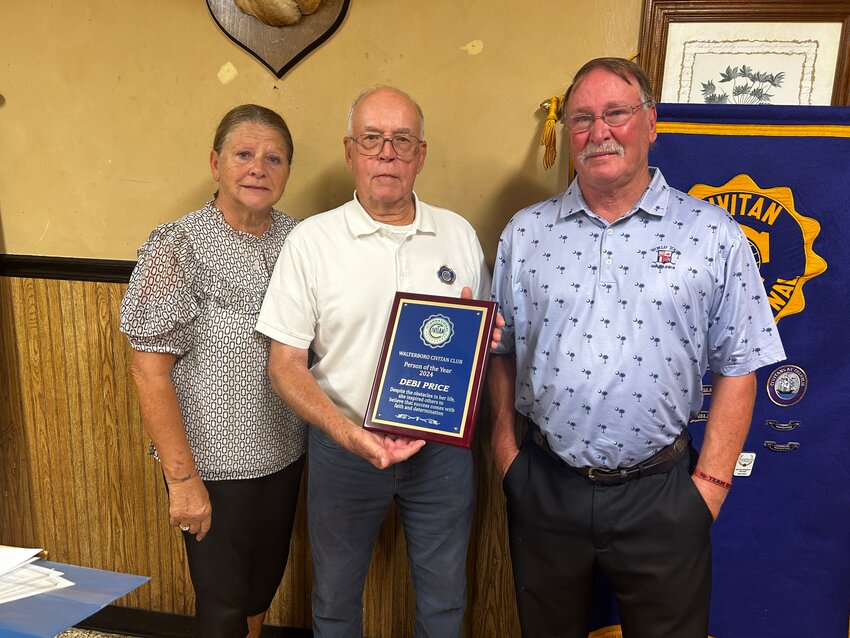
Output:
top-left (77, 605), bottom-right (313, 637)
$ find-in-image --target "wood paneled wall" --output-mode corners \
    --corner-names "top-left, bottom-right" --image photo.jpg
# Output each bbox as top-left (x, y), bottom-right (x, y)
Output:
top-left (0, 275), bottom-right (520, 636)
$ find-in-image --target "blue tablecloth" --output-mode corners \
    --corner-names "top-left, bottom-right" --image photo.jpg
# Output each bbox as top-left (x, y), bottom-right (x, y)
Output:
top-left (0, 560), bottom-right (149, 638)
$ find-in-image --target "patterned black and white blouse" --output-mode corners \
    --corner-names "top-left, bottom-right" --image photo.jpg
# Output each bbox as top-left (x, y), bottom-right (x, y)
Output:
top-left (120, 201), bottom-right (306, 481)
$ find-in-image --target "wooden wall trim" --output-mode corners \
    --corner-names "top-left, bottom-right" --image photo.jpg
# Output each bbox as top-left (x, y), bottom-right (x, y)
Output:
top-left (0, 274), bottom-right (520, 635)
top-left (0, 254), bottom-right (135, 283)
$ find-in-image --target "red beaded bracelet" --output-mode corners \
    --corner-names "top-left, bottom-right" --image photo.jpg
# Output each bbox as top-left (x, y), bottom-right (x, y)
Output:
top-left (693, 468), bottom-right (732, 490)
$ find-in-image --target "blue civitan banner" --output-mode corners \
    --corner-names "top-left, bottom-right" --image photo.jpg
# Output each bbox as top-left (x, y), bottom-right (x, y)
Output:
top-left (371, 298), bottom-right (488, 438)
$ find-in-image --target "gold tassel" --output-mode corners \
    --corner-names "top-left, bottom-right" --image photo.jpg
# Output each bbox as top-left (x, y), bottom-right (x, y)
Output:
top-left (540, 95), bottom-right (560, 170)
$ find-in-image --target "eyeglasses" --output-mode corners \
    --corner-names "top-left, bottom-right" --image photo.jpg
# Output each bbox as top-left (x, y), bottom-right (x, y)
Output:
top-left (565, 101), bottom-right (654, 133)
top-left (349, 133), bottom-right (422, 159)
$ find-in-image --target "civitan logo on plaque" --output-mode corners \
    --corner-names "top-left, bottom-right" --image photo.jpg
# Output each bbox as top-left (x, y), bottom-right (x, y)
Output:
top-left (364, 292), bottom-right (498, 448)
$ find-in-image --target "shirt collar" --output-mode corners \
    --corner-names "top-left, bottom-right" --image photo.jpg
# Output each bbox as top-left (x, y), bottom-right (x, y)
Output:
top-left (344, 191), bottom-right (435, 237)
top-left (636, 167), bottom-right (670, 219)
top-left (557, 167), bottom-right (669, 222)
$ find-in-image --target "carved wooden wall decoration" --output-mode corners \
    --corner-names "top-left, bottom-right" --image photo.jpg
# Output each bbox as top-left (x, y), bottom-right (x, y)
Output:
top-left (207, 0), bottom-right (350, 78)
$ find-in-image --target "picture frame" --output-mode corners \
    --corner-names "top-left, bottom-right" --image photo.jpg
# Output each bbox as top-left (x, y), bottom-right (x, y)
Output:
top-left (638, 0), bottom-right (850, 105)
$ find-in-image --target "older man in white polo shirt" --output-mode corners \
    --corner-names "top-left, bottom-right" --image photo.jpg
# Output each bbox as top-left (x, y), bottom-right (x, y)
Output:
top-left (256, 86), bottom-right (490, 638)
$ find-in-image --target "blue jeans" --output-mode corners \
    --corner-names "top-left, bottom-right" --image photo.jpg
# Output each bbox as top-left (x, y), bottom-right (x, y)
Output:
top-left (307, 428), bottom-right (475, 638)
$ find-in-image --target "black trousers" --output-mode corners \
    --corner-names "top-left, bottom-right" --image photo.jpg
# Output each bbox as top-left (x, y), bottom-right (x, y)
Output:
top-left (182, 456), bottom-right (305, 638)
top-left (503, 434), bottom-right (712, 638)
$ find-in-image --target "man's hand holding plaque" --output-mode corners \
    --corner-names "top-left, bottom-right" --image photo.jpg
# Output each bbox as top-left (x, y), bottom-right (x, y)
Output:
top-left (344, 425), bottom-right (427, 470)
top-left (462, 286), bottom-right (504, 350)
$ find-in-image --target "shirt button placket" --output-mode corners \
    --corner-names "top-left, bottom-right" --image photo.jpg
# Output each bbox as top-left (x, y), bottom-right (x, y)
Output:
top-left (396, 237), bottom-right (406, 289)
top-left (601, 227), bottom-right (615, 281)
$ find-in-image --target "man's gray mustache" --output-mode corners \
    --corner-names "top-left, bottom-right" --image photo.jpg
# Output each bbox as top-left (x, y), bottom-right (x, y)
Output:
top-left (578, 142), bottom-right (625, 163)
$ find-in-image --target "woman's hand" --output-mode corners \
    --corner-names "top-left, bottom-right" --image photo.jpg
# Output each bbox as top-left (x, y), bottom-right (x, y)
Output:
top-left (131, 350), bottom-right (211, 538)
top-left (168, 476), bottom-right (213, 540)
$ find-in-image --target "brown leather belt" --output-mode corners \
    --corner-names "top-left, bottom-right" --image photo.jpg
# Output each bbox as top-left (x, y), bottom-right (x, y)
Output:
top-left (529, 422), bottom-right (689, 486)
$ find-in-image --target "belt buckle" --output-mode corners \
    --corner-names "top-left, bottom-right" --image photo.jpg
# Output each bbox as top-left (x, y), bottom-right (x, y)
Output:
top-left (587, 467), bottom-right (630, 485)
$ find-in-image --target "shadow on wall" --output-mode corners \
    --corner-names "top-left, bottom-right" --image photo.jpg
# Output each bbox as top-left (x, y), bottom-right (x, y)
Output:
top-left (0, 91), bottom-right (5, 253)
top-left (478, 109), bottom-right (573, 265)
top-left (300, 163), bottom-right (373, 219)
top-left (0, 202), bottom-right (6, 254)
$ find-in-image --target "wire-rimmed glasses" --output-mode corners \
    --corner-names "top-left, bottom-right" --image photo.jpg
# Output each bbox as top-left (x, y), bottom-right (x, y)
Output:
top-left (565, 101), bottom-right (654, 133)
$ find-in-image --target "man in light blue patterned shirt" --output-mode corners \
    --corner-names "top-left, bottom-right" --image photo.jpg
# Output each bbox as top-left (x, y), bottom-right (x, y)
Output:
top-left (489, 58), bottom-right (785, 637)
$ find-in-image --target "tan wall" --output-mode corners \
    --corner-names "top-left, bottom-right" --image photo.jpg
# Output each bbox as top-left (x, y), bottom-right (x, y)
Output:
top-left (0, 2), bottom-right (643, 634)
top-left (0, 1), bottom-right (642, 261)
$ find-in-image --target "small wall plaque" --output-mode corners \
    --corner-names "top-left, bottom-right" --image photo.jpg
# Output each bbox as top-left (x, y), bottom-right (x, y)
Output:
top-left (207, 0), bottom-right (350, 78)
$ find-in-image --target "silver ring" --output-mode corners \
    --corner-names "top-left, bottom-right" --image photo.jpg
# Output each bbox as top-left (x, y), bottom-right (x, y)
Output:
top-left (180, 525), bottom-right (190, 531)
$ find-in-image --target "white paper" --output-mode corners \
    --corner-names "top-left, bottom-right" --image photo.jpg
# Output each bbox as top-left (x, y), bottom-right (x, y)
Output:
top-left (0, 563), bottom-right (74, 605)
top-left (0, 546), bottom-right (43, 578)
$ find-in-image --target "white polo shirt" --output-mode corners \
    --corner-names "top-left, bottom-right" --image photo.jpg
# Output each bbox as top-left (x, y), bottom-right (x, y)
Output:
top-left (257, 193), bottom-right (491, 423)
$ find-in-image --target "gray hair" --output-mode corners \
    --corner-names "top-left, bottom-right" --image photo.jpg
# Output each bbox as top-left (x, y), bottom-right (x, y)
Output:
top-left (346, 86), bottom-right (425, 139)
top-left (212, 104), bottom-right (294, 164)
top-left (563, 57), bottom-right (655, 118)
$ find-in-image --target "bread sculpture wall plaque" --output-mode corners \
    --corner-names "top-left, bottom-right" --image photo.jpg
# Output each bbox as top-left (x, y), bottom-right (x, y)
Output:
top-left (207, 0), bottom-right (350, 78)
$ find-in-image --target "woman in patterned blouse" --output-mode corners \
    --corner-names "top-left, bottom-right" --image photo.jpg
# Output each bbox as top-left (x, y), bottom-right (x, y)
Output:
top-left (120, 105), bottom-right (307, 638)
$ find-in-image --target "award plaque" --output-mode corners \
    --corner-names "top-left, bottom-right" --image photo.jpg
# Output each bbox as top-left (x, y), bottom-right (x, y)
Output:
top-left (363, 292), bottom-right (498, 448)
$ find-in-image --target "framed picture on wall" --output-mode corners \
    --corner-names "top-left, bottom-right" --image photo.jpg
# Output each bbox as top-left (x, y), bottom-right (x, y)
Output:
top-left (638, 0), bottom-right (850, 105)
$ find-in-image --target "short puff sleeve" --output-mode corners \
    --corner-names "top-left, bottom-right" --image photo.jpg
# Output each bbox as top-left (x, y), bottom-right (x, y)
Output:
top-left (119, 223), bottom-right (200, 355)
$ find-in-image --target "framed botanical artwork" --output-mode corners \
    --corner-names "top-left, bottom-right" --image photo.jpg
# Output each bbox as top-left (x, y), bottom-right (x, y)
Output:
top-left (639, 0), bottom-right (850, 105)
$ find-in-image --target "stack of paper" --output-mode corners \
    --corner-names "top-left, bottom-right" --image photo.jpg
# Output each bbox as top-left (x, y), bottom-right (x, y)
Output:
top-left (0, 546), bottom-right (74, 605)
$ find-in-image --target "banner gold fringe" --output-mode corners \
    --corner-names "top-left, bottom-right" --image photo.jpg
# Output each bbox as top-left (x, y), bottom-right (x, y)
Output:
top-left (540, 95), bottom-right (560, 170)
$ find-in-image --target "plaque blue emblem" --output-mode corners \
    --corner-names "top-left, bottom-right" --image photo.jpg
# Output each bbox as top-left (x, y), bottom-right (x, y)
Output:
top-left (419, 314), bottom-right (454, 348)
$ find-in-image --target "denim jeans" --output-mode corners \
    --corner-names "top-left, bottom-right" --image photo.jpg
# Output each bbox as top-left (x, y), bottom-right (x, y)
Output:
top-left (307, 428), bottom-right (474, 638)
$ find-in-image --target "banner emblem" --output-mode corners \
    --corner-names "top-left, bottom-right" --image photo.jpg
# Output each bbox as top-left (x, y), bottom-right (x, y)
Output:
top-left (688, 174), bottom-right (827, 322)
top-left (766, 364), bottom-right (808, 407)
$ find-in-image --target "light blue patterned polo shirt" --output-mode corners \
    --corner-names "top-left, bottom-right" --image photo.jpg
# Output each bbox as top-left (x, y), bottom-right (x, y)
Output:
top-left (491, 168), bottom-right (785, 468)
